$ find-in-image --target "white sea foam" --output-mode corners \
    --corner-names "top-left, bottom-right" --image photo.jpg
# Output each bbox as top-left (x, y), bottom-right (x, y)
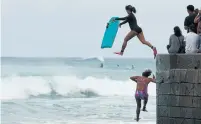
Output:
top-left (1, 76), bottom-right (156, 100)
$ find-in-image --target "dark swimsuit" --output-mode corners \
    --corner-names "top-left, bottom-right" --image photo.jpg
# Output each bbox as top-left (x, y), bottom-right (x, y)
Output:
top-left (116, 13), bottom-right (142, 34)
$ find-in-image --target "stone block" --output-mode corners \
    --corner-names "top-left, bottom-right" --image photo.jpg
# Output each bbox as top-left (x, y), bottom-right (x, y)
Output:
top-left (158, 83), bottom-right (170, 95)
top-left (172, 69), bottom-right (182, 83)
top-left (198, 70), bottom-right (201, 84)
top-left (179, 69), bottom-right (188, 82)
top-left (157, 117), bottom-right (170, 124)
top-left (170, 83), bottom-right (180, 95)
top-left (169, 69), bottom-right (175, 82)
top-left (195, 120), bottom-right (201, 124)
top-left (180, 107), bottom-right (193, 118)
top-left (177, 54), bottom-right (201, 69)
top-left (158, 95), bottom-right (169, 106)
top-left (169, 95), bottom-right (180, 106)
top-left (157, 69), bottom-right (200, 84)
top-left (180, 119), bottom-right (195, 124)
top-left (192, 97), bottom-right (201, 108)
top-left (158, 106), bottom-right (169, 117)
top-left (156, 81), bottom-right (159, 90)
top-left (193, 108), bottom-right (201, 119)
top-left (156, 54), bottom-right (177, 71)
top-left (169, 107), bottom-right (180, 118)
top-left (157, 95), bottom-right (181, 107)
top-left (169, 69), bottom-right (189, 83)
top-left (157, 54), bottom-right (201, 70)
top-left (194, 84), bottom-right (201, 96)
top-left (156, 71), bottom-right (170, 84)
top-left (179, 83), bottom-right (194, 96)
top-left (179, 96), bottom-right (193, 107)
top-left (156, 55), bottom-right (171, 72)
top-left (185, 69), bottom-right (199, 83)
top-left (169, 118), bottom-right (194, 124)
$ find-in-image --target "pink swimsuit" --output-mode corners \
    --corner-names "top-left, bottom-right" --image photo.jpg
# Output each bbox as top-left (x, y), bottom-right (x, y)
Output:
top-left (135, 78), bottom-right (148, 99)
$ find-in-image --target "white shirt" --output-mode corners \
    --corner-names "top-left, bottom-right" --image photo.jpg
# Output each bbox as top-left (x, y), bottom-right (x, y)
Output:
top-left (185, 32), bottom-right (199, 53)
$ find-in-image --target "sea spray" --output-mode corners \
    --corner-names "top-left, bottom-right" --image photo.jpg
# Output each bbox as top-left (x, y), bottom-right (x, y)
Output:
top-left (1, 75), bottom-right (156, 100)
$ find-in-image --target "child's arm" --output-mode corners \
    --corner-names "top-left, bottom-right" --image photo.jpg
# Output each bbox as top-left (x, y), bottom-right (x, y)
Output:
top-left (149, 74), bottom-right (156, 83)
top-left (130, 76), bottom-right (139, 82)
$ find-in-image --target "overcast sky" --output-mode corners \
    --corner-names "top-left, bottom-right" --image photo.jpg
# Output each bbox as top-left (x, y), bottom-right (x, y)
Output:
top-left (1, 0), bottom-right (200, 58)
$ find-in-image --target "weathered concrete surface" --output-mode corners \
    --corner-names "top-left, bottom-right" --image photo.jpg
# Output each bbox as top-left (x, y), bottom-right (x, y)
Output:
top-left (156, 54), bottom-right (201, 124)
top-left (156, 54), bottom-right (201, 71)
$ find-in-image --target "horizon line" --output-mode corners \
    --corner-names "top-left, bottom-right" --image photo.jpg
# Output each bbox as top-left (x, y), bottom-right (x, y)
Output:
top-left (0, 56), bottom-right (154, 59)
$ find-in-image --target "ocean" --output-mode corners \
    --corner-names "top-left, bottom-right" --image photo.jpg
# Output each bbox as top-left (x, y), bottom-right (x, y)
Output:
top-left (1, 57), bottom-right (156, 124)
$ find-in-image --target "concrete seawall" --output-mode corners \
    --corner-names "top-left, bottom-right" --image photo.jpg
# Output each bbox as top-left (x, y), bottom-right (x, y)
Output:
top-left (156, 54), bottom-right (201, 124)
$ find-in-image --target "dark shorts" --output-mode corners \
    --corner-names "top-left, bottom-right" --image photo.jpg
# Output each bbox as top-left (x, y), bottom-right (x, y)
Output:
top-left (132, 27), bottom-right (142, 34)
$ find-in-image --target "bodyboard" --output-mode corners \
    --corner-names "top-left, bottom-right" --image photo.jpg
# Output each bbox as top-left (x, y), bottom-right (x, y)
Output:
top-left (101, 17), bottom-right (119, 49)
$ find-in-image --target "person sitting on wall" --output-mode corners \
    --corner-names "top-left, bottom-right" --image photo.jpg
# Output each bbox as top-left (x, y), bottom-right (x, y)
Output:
top-left (185, 24), bottom-right (200, 53)
top-left (167, 26), bottom-right (185, 54)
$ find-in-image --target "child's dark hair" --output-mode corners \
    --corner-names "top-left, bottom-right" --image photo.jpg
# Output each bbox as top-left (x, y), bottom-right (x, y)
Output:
top-left (125, 5), bottom-right (136, 13)
top-left (142, 69), bottom-right (152, 77)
